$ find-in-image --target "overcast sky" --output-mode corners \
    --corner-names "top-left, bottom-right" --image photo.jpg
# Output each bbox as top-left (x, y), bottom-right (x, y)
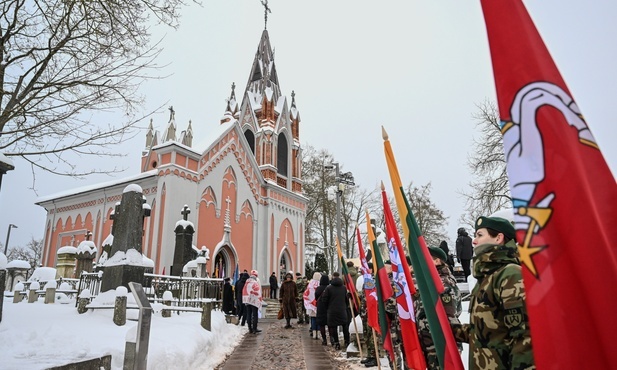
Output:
top-left (1, 1), bottom-right (615, 252)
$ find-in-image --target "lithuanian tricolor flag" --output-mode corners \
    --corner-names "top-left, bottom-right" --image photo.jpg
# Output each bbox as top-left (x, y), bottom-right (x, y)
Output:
top-left (383, 127), bottom-right (464, 370)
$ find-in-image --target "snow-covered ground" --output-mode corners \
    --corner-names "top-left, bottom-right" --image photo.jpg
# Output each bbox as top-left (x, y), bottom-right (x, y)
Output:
top-left (0, 282), bottom-right (473, 370)
top-left (0, 294), bottom-right (244, 370)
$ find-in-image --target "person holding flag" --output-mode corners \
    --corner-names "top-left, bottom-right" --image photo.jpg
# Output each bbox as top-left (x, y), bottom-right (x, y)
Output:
top-left (452, 216), bottom-right (534, 369)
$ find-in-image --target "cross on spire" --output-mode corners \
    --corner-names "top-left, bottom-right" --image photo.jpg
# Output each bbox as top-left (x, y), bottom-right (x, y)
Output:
top-left (181, 205), bottom-right (191, 221)
top-left (261, 0), bottom-right (271, 29)
top-left (85, 230), bottom-right (92, 241)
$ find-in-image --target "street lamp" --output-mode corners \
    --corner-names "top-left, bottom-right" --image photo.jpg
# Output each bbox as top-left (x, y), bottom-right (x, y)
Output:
top-left (4, 224), bottom-right (18, 254)
top-left (324, 162), bottom-right (355, 272)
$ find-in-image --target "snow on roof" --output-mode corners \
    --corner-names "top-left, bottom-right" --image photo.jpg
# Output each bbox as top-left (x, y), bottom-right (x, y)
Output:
top-left (123, 184), bottom-right (143, 193)
top-left (29, 267), bottom-right (58, 282)
top-left (6, 259), bottom-right (30, 269)
top-left (0, 152), bottom-right (14, 166)
top-left (191, 120), bottom-right (235, 156)
top-left (57, 246), bottom-right (78, 255)
top-left (36, 170), bottom-right (157, 204)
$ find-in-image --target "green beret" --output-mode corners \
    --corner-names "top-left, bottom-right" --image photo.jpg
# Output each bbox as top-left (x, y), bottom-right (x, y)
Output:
top-left (428, 246), bottom-right (447, 262)
top-left (475, 216), bottom-right (515, 240)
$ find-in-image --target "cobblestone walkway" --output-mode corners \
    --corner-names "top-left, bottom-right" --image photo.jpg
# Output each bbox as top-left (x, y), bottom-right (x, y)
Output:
top-left (218, 318), bottom-right (355, 370)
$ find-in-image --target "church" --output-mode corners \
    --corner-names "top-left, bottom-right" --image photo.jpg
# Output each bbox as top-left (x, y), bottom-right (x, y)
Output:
top-left (35, 28), bottom-right (307, 281)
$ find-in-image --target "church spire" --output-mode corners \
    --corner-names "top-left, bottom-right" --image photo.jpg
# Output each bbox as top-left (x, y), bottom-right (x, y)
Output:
top-left (164, 106), bottom-right (177, 142)
top-left (243, 30), bottom-right (280, 103)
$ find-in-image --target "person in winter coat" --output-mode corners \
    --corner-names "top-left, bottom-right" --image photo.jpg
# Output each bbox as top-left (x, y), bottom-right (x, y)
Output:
top-left (346, 261), bottom-right (359, 287)
top-left (222, 277), bottom-right (234, 315)
top-left (269, 272), bottom-right (278, 299)
top-left (452, 216), bottom-right (535, 369)
top-left (315, 274), bottom-right (330, 345)
top-left (304, 272), bottom-right (322, 338)
top-left (456, 227), bottom-right (474, 281)
top-left (279, 272), bottom-right (298, 328)
top-left (320, 271), bottom-right (350, 350)
top-left (242, 270), bottom-right (263, 334)
top-left (439, 240), bottom-right (455, 273)
top-left (235, 272), bottom-right (249, 325)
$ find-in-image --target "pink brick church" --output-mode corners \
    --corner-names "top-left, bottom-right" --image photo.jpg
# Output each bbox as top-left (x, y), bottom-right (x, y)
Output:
top-left (36, 29), bottom-right (307, 280)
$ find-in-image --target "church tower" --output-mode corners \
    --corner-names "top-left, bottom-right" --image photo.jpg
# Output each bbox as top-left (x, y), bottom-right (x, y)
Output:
top-left (235, 29), bottom-right (303, 194)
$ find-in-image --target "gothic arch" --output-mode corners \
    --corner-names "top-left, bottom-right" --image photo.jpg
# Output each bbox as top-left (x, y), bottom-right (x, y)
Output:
top-left (277, 132), bottom-right (289, 177)
top-left (200, 186), bottom-right (217, 208)
top-left (223, 166), bottom-right (238, 189)
top-left (239, 200), bottom-right (254, 222)
top-left (278, 247), bottom-right (293, 282)
top-left (243, 128), bottom-right (255, 155)
top-left (212, 243), bottom-right (238, 278)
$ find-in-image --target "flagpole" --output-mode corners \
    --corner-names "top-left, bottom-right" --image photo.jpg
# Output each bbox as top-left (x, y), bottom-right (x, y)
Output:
top-left (349, 296), bottom-right (364, 359)
top-left (372, 327), bottom-right (382, 370)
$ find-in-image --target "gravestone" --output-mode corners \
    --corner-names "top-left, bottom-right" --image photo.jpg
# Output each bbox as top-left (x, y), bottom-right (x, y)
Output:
top-left (171, 205), bottom-right (196, 276)
top-left (100, 184), bottom-right (151, 292)
top-left (75, 231), bottom-right (97, 275)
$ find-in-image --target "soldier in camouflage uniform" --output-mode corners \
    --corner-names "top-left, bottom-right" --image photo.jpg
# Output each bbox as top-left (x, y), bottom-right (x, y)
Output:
top-left (414, 246), bottom-right (462, 370)
top-left (295, 273), bottom-right (308, 324)
top-left (358, 289), bottom-right (377, 365)
top-left (385, 266), bottom-right (407, 370)
top-left (452, 216), bottom-right (535, 370)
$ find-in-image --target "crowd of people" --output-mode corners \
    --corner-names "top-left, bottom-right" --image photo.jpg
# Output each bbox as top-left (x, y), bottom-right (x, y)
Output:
top-left (220, 214), bottom-right (534, 369)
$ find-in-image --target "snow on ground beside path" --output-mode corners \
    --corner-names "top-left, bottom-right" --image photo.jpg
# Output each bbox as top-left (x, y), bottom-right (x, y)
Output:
top-left (0, 297), bottom-right (244, 370)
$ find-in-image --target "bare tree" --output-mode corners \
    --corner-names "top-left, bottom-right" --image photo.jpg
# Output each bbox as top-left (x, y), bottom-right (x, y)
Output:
top-left (404, 182), bottom-right (448, 248)
top-left (0, 0), bottom-right (194, 179)
top-left (6, 237), bottom-right (43, 279)
top-left (459, 100), bottom-right (511, 227)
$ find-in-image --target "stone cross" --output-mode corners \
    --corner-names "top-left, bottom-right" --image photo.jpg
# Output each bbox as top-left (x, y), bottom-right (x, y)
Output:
top-left (108, 186), bottom-right (151, 255)
top-left (181, 205), bottom-right (191, 221)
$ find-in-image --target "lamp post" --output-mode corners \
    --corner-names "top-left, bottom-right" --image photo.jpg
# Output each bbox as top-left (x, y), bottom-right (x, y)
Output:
top-left (324, 162), bottom-right (355, 272)
top-left (4, 224), bottom-right (18, 255)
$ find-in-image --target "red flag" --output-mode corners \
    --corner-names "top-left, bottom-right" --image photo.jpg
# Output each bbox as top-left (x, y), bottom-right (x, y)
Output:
top-left (481, 2), bottom-right (617, 369)
top-left (384, 129), bottom-right (464, 370)
top-left (356, 227), bottom-right (379, 332)
top-left (382, 188), bottom-right (426, 370)
top-left (366, 212), bottom-right (395, 362)
top-left (336, 238), bottom-right (360, 314)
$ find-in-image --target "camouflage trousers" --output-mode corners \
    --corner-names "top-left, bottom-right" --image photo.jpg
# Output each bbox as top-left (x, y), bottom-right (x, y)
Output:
top-left (296, 299), bottom-right (307, 323)
top-left (363, 319), bottom-right (376, 358)
top-left (418, 318), bottom-right (439, 370)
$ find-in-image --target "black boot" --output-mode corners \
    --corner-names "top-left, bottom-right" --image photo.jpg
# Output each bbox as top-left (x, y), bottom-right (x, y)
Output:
top-left (364, 358), bottom-right (378, 367)
top-left (334, 342), bottom-right (341, 350)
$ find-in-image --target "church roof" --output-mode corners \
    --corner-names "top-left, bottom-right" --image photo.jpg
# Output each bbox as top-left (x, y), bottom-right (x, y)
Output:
top-left (35, 170), bottom-right (157, 205)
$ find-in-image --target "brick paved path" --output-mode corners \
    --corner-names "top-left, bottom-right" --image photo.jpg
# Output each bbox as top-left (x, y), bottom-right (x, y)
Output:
top-left (218, 318), bottom-right (355, 370)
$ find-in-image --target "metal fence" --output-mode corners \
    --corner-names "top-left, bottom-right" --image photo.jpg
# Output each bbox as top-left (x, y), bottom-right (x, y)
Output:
top-left (75, 272), bottom-right (224, 307)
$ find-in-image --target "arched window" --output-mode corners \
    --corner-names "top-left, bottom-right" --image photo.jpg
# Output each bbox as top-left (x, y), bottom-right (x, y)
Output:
top-left (244, 129), bottom-right (255, 155)
top-left (277, 133), bottom-right (288, 176)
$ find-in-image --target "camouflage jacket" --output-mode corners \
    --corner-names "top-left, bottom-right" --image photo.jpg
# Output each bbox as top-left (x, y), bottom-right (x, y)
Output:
top-left (452, 240), bottom-right (535, 370)
top-left (296, 278), bottom-right (307, 298)
top-left (414, 263), bottom-right (462, 324)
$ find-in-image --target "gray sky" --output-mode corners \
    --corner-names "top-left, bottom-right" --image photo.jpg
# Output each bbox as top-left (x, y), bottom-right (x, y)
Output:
top-left (1, 1), bottom-right (615, 252)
